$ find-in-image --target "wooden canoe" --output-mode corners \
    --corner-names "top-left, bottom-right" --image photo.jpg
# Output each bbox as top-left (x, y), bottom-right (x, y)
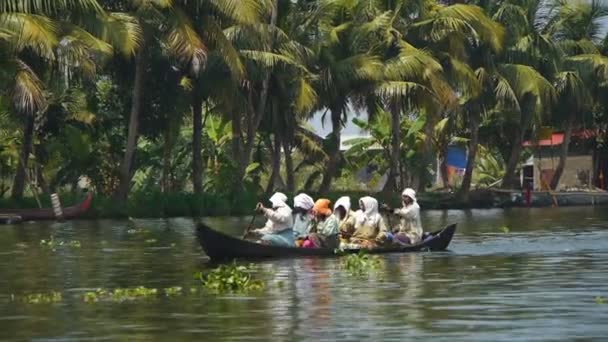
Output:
top-left (0, 193), bottom-right (93, 223)
top-left (196, 223), bottom-right (456, 261)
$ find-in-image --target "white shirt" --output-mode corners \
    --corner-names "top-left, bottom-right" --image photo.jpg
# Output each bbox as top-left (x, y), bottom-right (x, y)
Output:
top-left (256, 205), bottom-right (293, 234)
top-left (394, 202), bottom-right (423, 243)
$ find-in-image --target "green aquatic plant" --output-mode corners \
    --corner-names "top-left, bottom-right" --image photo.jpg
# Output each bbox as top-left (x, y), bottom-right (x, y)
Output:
top-left (18, 291), bottom-right (63, 304)
top-left (500, 225), bottom-right (510, 233)
top-left (144, 239), bottom-right (157, 244)
top-left (127, 228), bottom-right (151, 235)
top-left (195, 263), bottom-right (264, 294)
top-left (40, 236), bottom-right (81, 250)
top-left (342, 252), bottom-right (382, 277)
top-left (164, 286), bottom-right (183, 297)
top-left (83, 286), bottom-right (158, 303)
top-left (596, 296), bottom-right (606, 304)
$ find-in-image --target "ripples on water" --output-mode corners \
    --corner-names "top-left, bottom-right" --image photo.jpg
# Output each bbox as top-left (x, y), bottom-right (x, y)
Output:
top-left (1, 207), bottom-right (608, 341)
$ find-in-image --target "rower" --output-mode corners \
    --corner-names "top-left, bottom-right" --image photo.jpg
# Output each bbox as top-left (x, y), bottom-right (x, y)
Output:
top-left (349, 196), bottom-right (389, 248)
top-left (334, 196), bottom-right (356, 240)
top-left (251, 192), bottom-right (295, 247)
top-left (392, 188), bottom-right (423, 245)
top-left (303, 199), bottom-right (339, 249)
top-left (292, 193), bottom-right (315, 246)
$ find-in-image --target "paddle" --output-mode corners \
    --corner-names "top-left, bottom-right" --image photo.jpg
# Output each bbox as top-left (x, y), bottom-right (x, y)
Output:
top-left (242, 205), bottom-right (261, 239)
top-left (381, 203), bottom-right (395, 232)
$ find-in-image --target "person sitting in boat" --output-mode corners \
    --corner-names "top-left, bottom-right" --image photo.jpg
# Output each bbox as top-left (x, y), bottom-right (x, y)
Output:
top-left (303, 199), bottom-right (339, 249)
top-left (350, 196), bottom-right (389, 248)
top-left (392, 188), bottom-right (423, 245)
top-left (333, 196), bottom-right (356, 240)
top-left (252, 192), bottom-right (295, 247)
top-left (293, 193), bottom-right (315, 246)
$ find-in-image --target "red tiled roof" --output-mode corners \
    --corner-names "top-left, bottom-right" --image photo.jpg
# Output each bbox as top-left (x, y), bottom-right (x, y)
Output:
top-left (522, 129), bottom-right (598, 147)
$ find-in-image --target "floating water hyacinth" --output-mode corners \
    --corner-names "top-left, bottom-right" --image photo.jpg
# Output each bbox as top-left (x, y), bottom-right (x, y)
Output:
top-left (596, 296), bottom-right (606, 304)
top-left (342, 252), bottom-right (382, 277)
top-left (83, 286), bottom-right (158, 303)
top-left (164, 286), bottom-right (183, 297)
top-left (500, 225), bottom-right (510, 233)
top-left (195, 263), bottom-right (264, 294)
top-left (16, 291), bottom-right (63, 304)
top-left (40, 236), bottom-right (81, 250)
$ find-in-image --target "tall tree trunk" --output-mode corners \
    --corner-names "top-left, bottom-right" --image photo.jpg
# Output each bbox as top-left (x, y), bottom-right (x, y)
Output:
top-left (502, 125), bottom-right (523, 189)
top-left (11, 114), bottom-right (35, 199)
top-left (458, 110), bottom-right (480, 201)
top-left (234, 0), bottom-right (278, 191)
top-left (439, 154), bottom-right (449, 188)
top-left (388, 104), bottom-right (401, 191)
top-left (319, 107), bottom-right (341, 192)
top-left (114, 47), bottom-right (146, 202)
top-left (283, 137), bottom-right (295, 193)
top-left (162, 126), bottom-right (172, 193)
top-left (502, 103), bottom-right (536, 189)
top-left (192, 94), bottom-right (203, 194)
top-left (266, 133), bottom-right (281, 194)
top-left (415, 113), bottom-right (435, 192)
top-left (549, 112), bottom-right (575, 190)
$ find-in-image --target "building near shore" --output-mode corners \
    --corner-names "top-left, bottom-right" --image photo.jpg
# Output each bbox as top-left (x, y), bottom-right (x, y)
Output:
top-left (521, 129), bottom-right (607, 191)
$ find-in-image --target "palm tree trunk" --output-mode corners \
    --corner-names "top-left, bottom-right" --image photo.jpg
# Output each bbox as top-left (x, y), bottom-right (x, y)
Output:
top-left (439, 154), bottom-right (449, 188)
top-left (115, 47), bottom-right (146, 202)
top-left (11, 114), bottom-right (35, 199)
top-left (192, 94), bottom-right (203, 194)
top-left (235, 0), bottom-right (278, 191)
top-left (283, 137), bottom-right (295, 193)
top-left (266, 133), bottom-right (281, 194)
top-left (458, 111), bottom-right (480, 201)
top-left (415, 113), bottom-right (435, 192)
top-left (388, 104), bottom-right (401, 191)
top-left (319, 107), bottom-right (341, 192)
top-left (502, 125), bottom-right (523, 189)
top-left (162, 126), bottom-right (172, 193)
top-left (549, 113), bottom-right (575, 190)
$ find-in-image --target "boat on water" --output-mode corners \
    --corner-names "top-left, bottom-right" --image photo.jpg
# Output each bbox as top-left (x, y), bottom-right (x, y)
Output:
top-left (0, 193), bottom-right (93, 224)
top-left (196, 223), bottom-right (456, 261)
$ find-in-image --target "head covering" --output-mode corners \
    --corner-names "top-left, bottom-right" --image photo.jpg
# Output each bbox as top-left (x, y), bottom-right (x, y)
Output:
top-left (334, 196), bottom-right (351, 212)
top-left (313, 198), bottom-right (332, 217)
top-left (293, 193), bottom-right (314, 210)
top-left (356, 196), bottom-right (380, 226)
top-left (402, 188), bottom-right (417, 202)
top-left (269, 192), bottom-right (288, 208)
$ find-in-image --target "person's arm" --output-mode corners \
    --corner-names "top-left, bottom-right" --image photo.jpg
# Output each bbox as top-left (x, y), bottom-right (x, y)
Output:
top-left (378, 216), bottom-right (388, 234)
top-left (264, 207), bottom-right (291, 224)
top-left (324, 216), bottom-right (339, 236)
top-left (394, 205), bottom-right (418, 219)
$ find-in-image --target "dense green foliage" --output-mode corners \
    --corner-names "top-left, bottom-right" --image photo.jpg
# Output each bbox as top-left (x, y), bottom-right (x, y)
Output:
top-left (3, 0), bottom-right (608, 211)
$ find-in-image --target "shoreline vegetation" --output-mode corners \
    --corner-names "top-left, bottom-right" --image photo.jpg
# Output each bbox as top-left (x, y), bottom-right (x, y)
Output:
top-left (3, 1), bottom-right (608, 214)
top-left (2, 189), bottom-right (607, 219)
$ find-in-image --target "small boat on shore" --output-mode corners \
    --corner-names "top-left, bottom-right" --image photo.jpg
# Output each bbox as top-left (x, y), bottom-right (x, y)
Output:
top-left (196, 223), bottom-right (456, 261)
top-left (0, 193), bottom-right (93, 224)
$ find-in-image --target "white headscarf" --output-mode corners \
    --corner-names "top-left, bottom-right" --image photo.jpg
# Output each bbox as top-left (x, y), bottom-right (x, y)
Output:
top-left (402, 188), bottom-right (417, 202)
top-left (269, 192), bottom-right (288, 208)
top-left (356, 196), bottom-right (381, 226)
top-left (293, 193), bottom-right (314, 210)
top-left (334, 196), bottom-right (351, 212)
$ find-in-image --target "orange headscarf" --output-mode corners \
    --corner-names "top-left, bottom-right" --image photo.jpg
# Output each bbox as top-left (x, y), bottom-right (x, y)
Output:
top-left (313, 198), bottom-right (332, 217)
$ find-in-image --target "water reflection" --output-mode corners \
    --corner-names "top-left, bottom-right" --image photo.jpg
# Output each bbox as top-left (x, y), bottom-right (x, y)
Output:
top-left (1, 206), bottom-right (608, 340)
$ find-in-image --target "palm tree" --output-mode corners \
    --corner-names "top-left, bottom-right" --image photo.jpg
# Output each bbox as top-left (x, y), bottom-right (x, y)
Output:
top-left (1, 0), bottom-right (133, 198)
top-left (542, 0), bottom-right (608, 189)
top-left (405, 3), bottom-right (505, 192)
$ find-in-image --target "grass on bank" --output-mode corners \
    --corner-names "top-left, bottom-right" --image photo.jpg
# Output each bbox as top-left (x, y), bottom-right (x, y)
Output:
top-left (0, 188), bottom-right (513, 219)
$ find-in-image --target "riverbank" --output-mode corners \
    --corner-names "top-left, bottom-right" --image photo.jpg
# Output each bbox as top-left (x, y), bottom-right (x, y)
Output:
top-left (1, 189), bottom-right (607, 219)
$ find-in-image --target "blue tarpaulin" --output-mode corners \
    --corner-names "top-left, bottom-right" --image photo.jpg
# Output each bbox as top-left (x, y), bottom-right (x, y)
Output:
top-left (446, 145), bottom-right (467, 169)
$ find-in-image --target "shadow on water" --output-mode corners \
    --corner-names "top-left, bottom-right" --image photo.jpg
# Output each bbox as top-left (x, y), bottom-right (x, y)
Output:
top-left (1, 206), bottom-right (608, 340)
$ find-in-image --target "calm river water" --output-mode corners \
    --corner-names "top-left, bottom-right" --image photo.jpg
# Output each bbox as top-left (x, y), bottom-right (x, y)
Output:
top-left (1, 206), bottom-right (608, 341)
